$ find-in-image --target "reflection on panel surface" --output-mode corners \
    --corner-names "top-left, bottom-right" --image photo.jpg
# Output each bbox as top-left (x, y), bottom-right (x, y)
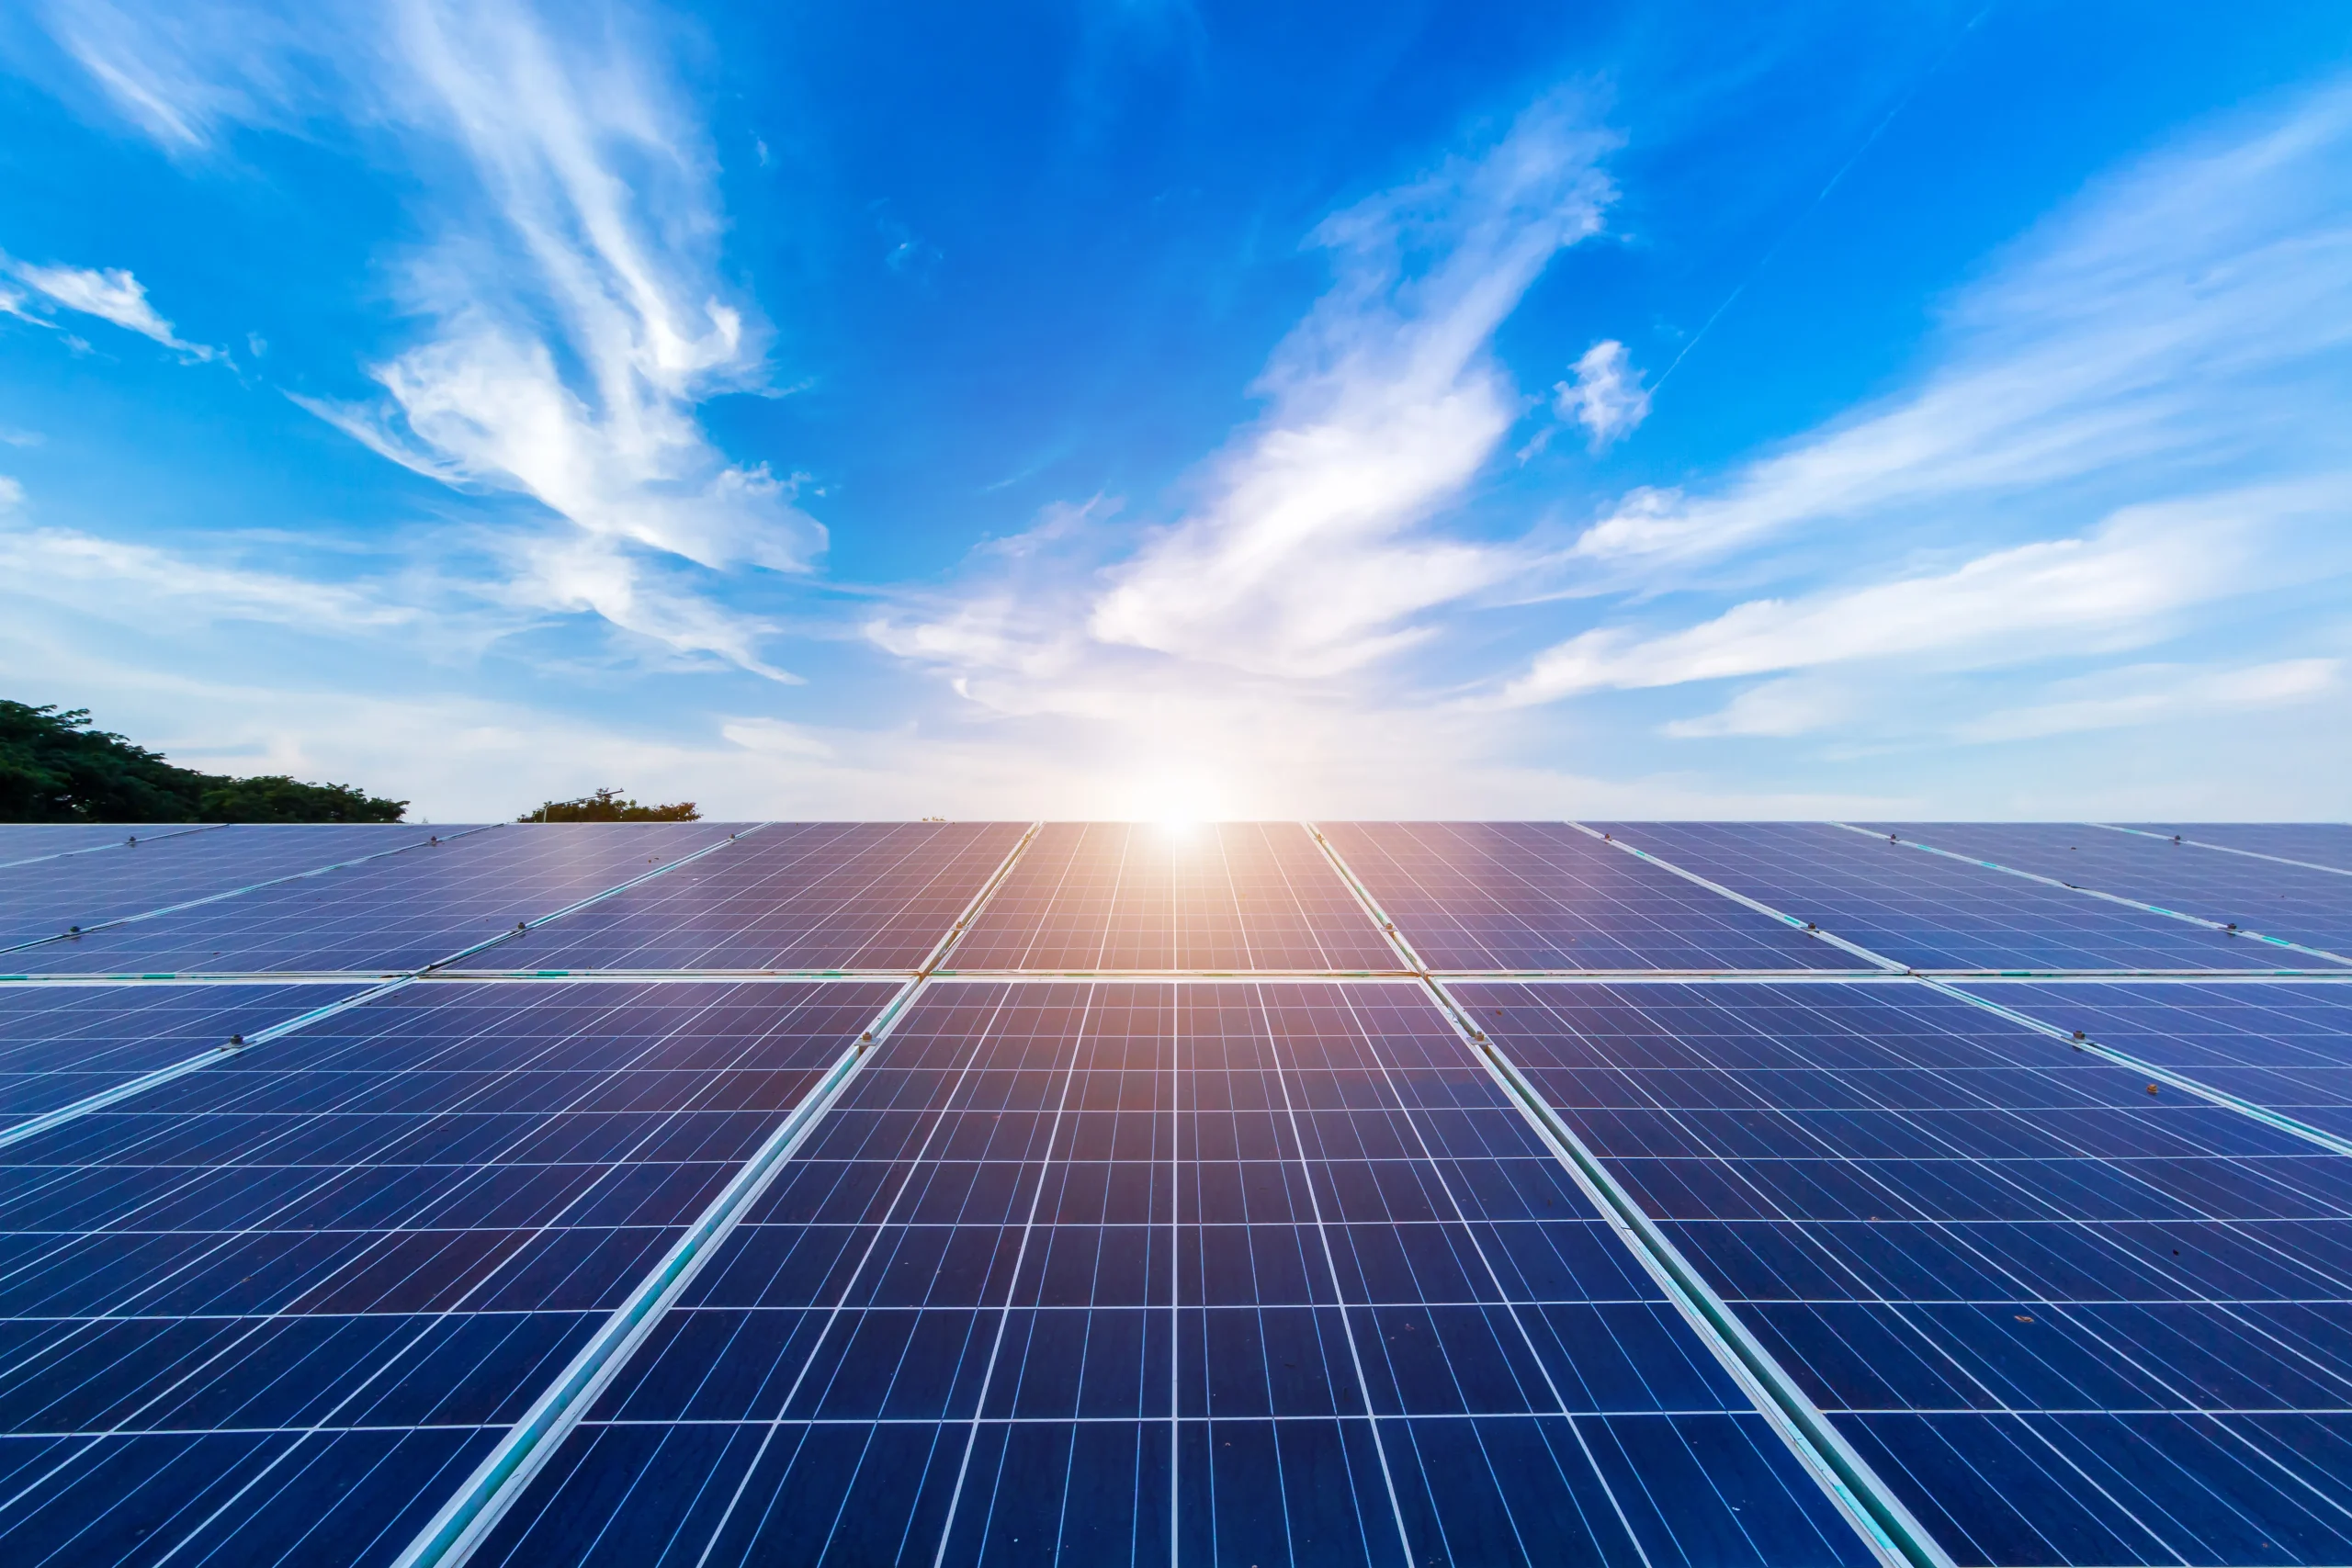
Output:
top-left (18, 823), bottom-right (745, 975)
top-left (467, 821), bottom-right (1027, 973)
top-left (1866, 823), bottom-right (2352, 961)
top-left (0, 977), bottom-right (896, 1568)
top-left (1464, 977), bottom-right (2352, 1566)
top-left (1325, 821), bottom-right (1855, 972)
top-left (950, 824), bottom-right (1399, 972)
top-left (0, 980), bottom-right (366, 1129)
top-left (1589, 822), bottom-right (2289, 971)
top-left (473, 980), bottom-right (1873, 1568)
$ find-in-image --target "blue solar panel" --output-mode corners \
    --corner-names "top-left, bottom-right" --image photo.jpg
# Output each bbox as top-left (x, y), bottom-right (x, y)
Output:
top-left (1864, 823), bottom-right (2352, 963)
top-left (948, 824), bottom-right (1400, 971)
top-left (0, 980), bottom-right (367, 1131)
top-left (1321, 821), bottom-right (1857, 972)
top-left (0, 977), bottom-right (899, 1566)
top-left (16, 823), bottom-right (746, 976)
top-left (0, 823), bottom-right (452, 950)
top-left (0, 824), bottom-right (215, 865)
top-left (466, 980), bottom-right (1878, 1568)
top-left (463, 821), bottom-right (1028, 973)
top-left (2130, 824), bottom-right (2352, 872)
top-left (1964, 980), bottom-right (2352, 1143)
top-left (1587, 822), bottom-right (2292, 972)
top-left (1461, 977), bottom-right (2352, 1566)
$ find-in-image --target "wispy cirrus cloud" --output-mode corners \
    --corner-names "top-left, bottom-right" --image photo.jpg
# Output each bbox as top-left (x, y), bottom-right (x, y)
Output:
top-left (1570, 85), bottom-right (2352, 570)
top-left (1503, 483), bottom-right (2340, 708)
top-left (1, 256), bottom-right (219, 359)
top-left (1082, 93), bottom-right (1619, 679)
top-left (42, 0), bottom-right (816, 679)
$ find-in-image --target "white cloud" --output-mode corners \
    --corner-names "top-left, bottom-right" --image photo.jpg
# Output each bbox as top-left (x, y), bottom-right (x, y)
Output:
top-left (1081, 92), bottom-right (1619, 678)
top-left (1, 259), bottom-right (218, 359)
top-left (1957, 658), bottom-right (2341, 742)
top-left (1572, 84), bottom-right (2352, 568)
top-left (1502, 484), bottom-right (2340, 706)
top-left (1555, 339), bottom-right (1648, 450)
top-left (40, 0), bottom-right (818, 680)
top-left (0, 519), bottom-right (424, 634)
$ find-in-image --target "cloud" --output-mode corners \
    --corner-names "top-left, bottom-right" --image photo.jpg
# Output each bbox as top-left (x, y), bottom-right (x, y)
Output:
top-left (1080, 92), bottom-right (1619, 678)
top-left (1571, 84), bottom-right (2352, 568)
top-left (1501, 483), bottom-right (2340, 707)
top-left (0, 518), bottom-right (424, 634)
top-left (40, 0), bottom-right (818, 680)
top-left (1, 258), bottom-right (218, 359)
top-left (1956, 658), bottom-right (2342, 742)
top-left (1555, 339), bottom-right (1648, 450)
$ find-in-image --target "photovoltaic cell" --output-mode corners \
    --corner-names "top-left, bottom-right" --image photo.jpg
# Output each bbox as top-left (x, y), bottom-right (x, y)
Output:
top-left (0, 977), bottom-right (898, 1568)
top-left (1322, 821), bottom-right (1856, 973)
top-left (1462, 978), bottom-right (2352, 1566)
top-left (17, 822), bottom-right (748, 976)
top-left (1964, 980), bottom-right (2352, 1143)
top-left (469, 979), bottom-right (1875, 1568)
top-left (461, 821), bottom-right (1027, 973)
top-left (1865, 823), bottom-right (2352, 962)
top-left (0, 825), bottom-right (210, 865)
top-left (0, 981), bottom-right (366, 1131)
top-left (948, 823), bottom-right (1400, 971)
top-left (1587, 822), bottom-right (2290, 972)
top-left (2132, 824), bottom-right (2352, 871)
top-left (0, 823), bottom-right (451, 949)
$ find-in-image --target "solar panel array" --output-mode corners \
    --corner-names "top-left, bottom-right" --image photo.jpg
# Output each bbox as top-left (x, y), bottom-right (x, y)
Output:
top-left (0, 817), bottom-right (2346, 1568)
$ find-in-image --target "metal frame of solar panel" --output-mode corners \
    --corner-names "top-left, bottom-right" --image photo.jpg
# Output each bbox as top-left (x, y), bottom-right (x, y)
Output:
top-left (0, 815), bottom-right (2347, 1568)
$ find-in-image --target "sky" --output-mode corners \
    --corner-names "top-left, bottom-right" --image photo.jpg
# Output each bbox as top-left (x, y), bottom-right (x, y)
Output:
top-left (0, 0), bottom-right (2347, 822)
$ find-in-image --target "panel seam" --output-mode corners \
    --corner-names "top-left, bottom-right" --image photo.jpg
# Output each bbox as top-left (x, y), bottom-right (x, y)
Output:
top-left (0, 822), bottom-right (224, 870)
top-left (1828, 822), bottom-right (2352, 968)
top-left (0, 825), bottom-right (772, 1149)
top-left (389, 971), bottom-right (929, 1568)
top-left (2089, 822), bottom-right (2352, 879)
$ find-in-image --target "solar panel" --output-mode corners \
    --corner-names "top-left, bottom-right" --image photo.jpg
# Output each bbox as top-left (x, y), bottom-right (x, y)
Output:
top-left (2130, 824), bottom-right (2352, 872)
top-left (947, 823), bottom-right (1399, 972)
top-left (1963, 979), bottom-right (2352, 1143)
top-left (0, 824), bottom-right (215, 866)
top-left (1, 818), bottom-right (2348, 1567)
top-left (0, 977), bottom-right (899, 1566)
top-left (15, 823), bottom-right (745, 976)
top-left (1587, 822), bottom-right (2294, 972)
top-left (462, 979), bottom-right (1876, 1568)
top-left (0, 980), bottom-right (367, 1132)
top-left (1461, 977), bottom-right (2352, 1565)
top-left (461, 822), bottom-right (1028, 974)
top-left (1863, 824), bottom-right (2352, 964)
top-left (1320, 821), bottom-right (1859, 973)
top-left (0, 823), bottom-right (459, 951)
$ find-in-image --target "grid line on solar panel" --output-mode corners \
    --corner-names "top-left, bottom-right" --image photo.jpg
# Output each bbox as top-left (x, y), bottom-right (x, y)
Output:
top-left (463, 979), bottom-right (1880, 1568)
top-left (2097, 823), bottom-right (2352, 880)
top-left (0, 980), bottom-right (371, 1136)
top-left (2125, 824), bottom-right (2352, 872)
top-left (1317, 822), bottom-right (1862, 974)
top-left (0, 822), bottom-right (472, 953)
top-left (0, 824), bottom-right (220, 870)
top-left (1587, 822), bottom-right (2305, 973)
top-left (0, 977), bottom-right (899, 1568)
top-left (18, 822), bottom-right (756, 977)
top-left (1459, 978), bottom-right (2352, 1567)
top-left (944, 823), bottom-right (1402, 973)
top-left (1857, 823), bottom-right (2352, 967)
top-left (452, 822), bottom-right (1031, 976)
top-left (1960, 982), bottom-right (2352, 1153)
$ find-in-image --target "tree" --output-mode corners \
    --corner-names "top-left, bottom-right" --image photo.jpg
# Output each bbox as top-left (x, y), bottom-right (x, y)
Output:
top-left (518, 787), bottom-right (700, 822)
top-left (0, 701), bottom-right (407, 823)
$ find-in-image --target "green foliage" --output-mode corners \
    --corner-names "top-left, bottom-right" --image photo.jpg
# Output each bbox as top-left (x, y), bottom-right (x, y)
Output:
top-left (0, 700), bottom-right (407, 823)
top-left (519, 787), bottom-right (700, 823)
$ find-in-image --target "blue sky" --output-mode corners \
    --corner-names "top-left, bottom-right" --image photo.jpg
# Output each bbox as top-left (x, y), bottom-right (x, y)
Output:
top-left (0, 0), bottom-right (2346, 820)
